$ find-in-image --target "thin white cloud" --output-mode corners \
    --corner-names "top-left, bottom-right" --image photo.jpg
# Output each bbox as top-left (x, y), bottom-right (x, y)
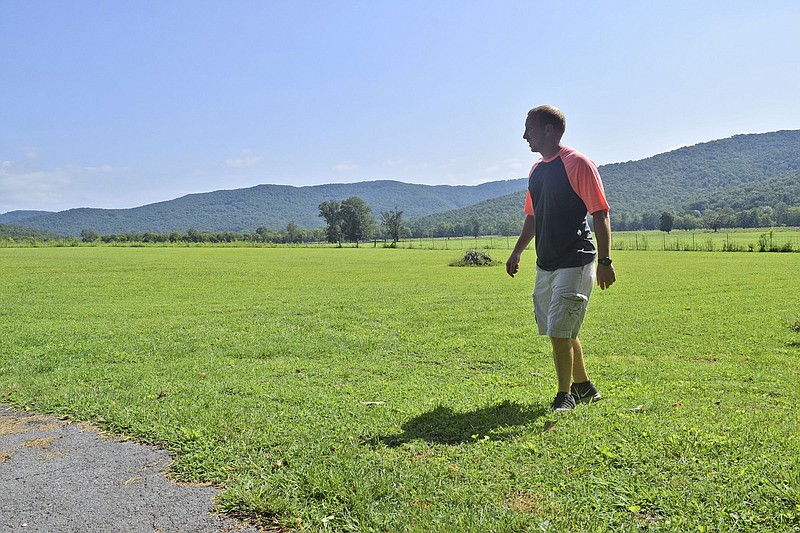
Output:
top-left (484, 158), bottom-right (524, 174)
top-left (63, 164), bottom-right (131, 174)
top-left (333, 161), bottom-right (360, 171)
top-left (0, 169), bottom-right (73, 211)
top-left (225, 149), bottom-right (264, 168)
top-left (0, 164), bottom-right (132, 212)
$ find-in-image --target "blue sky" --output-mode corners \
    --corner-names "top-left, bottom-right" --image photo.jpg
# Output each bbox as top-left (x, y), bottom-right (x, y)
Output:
top-left (2, 1), bottom-right (799, 213)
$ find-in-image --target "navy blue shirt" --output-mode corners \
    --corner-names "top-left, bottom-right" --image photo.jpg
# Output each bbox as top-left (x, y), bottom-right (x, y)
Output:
top-left (524, 147), bottom-right (609, 271)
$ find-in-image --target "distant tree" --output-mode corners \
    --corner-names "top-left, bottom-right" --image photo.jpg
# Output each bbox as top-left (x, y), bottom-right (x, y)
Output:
top-left (306, 228), bottom-right (325, 243)
top-left (614, 211), bottom-right (642, 231)
top-left (318, 200), bottom-right (343, 246)
top-left (187, 228), bottom-right (204, 243)
top-left (774, 202), bottom-right (789, 226)
top-left (704, 212), bottom-right (722, 232)
top-left (703, 208), bottom-right (735, 232)
top-left (469, 216), bottom-right (481, 238)
top-left (257, 226), bottom-right (285, 243)
top-left (255, 227), bottom-right (269, 242)
top-left (674, 214), bottom-right (701, 231)
top-left (719, 208), bottom-right (736, 229)
top-left (659, 211), bottom-right (674, 233)
top-left (285, 221), bottom-right (302, 243)
top-left (142, 232), bottom-right (167, 243)
top-left (641, 212), bottom-right (659, 230)
top-left (340, 196), bottom-right (376, 247)
top-left (80, 229), bottom-right (99, 243)
top-left (787, 206), bottom-right (800, 226)
top-left (380, 206), bottom-right (408, 246)
top-left (501, 218), bottom-right (522, 237)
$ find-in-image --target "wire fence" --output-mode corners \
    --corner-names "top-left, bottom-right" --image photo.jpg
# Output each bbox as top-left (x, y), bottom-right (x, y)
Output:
top-left (387, 229), bottom-right (800, 253)
top-left (4, 229), bottom-right (799, 252)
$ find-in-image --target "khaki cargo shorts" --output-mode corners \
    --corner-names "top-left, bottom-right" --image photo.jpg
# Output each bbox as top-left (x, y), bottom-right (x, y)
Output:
top-left (533, 262), bottom-right (595, 339)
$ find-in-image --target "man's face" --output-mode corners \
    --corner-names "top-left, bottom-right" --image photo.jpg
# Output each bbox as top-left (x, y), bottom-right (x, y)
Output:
top-left (522, 116), bottom-right (546, 153)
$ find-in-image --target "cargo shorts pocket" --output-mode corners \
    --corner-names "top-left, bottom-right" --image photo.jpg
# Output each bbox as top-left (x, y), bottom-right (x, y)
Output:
top-left (549, 292), bottom-right (589, 338)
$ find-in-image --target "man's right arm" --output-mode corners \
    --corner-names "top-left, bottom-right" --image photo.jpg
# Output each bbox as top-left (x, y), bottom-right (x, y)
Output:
top-left (506, 215), bottom-right (535, 277)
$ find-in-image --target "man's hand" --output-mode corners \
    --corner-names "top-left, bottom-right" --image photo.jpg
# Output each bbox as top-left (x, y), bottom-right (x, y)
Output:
top-left (506, 252), bottom-right (521, 277)
top-left (596, 264), bottom-right (616, 290)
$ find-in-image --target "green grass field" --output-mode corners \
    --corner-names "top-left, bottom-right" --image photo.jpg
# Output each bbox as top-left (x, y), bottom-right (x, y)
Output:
top-left (1, 247), bottom-right (799, 531)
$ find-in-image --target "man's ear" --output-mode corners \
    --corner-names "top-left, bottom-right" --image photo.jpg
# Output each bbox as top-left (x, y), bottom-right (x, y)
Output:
top-left (544, 124), bottom-right (554, 136)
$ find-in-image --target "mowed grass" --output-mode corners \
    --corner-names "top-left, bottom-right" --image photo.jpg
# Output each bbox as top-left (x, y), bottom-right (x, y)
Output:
top-left (1, 247), bottom-right (799, 531)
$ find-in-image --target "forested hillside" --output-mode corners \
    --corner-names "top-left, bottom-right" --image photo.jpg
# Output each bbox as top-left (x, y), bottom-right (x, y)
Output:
top-left (4, 130), bottom-right (799, 238)
top-left (601, 130), bottom-right (800, 212)
top-left (0, 224), bottom-right (61, 240)
top-left (0, 210), bottom-right (52, 224)
top-left (8, 179), bottom-right (526, 237)
top-left (408, 192), bottom-right (527, 237)
top-left (684, 169), bottom-right (800, 213)
top-left (411, 131), bottom-right (800, 234)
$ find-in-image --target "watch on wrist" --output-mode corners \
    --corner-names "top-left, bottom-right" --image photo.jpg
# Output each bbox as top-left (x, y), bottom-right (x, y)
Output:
top-left (598, 256), bottom-right (613, 266)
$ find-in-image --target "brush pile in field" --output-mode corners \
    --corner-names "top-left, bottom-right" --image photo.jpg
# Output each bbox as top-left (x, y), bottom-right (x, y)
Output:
top-left (450, 249), bottom-right (500, 267)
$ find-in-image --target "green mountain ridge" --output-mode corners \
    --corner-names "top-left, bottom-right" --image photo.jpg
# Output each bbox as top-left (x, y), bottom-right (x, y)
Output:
top-left (684, 169), bottom-right (800, 213)
top-left (4, 130), bottom-right (799, 237)
top-left (3, 179), bottom-right (527, 237)
top-left (408, 130), bottom-right (800, 234)
top-left (601, 130), bottom-right (800, 213)
top-left (0, 210), bottom-right (53, 223)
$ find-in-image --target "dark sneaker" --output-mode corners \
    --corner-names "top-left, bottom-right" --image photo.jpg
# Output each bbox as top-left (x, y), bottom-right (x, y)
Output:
top-left (571, 381), bottom-right (602, 404)
top-left (551, 391), bottom-right (577, 412)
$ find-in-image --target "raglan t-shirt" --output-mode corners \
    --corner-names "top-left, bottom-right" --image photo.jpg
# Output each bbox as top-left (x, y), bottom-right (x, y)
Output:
top-left (523, 146), bottom-right (610, 271)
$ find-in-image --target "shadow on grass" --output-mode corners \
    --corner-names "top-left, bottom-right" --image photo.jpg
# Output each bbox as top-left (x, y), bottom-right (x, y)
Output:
top-left (370, 400), bottom-right (548, 447)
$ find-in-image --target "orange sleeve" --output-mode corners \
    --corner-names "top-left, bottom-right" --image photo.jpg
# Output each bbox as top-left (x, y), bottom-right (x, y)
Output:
top-left (523, 162), bottom-right (537, 216)
top-left (562, 150), bottom-right (609, 214)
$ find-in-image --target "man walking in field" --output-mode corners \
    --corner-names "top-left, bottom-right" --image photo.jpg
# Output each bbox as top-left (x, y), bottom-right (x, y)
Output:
top-left (506, 105), bottom-right (616, 412)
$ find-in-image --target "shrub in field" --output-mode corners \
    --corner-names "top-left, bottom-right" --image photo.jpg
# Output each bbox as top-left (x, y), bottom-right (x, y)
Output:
top-left (450, 249), bottom-right (499, 266)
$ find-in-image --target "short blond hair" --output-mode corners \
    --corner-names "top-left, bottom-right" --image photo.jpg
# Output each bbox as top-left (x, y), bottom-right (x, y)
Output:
top-left (528, 105), bottom-right (566, 135)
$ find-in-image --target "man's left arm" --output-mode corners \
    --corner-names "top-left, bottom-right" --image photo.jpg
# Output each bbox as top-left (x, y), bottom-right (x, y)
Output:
top-left (592, 210), bottom-right (616, 290)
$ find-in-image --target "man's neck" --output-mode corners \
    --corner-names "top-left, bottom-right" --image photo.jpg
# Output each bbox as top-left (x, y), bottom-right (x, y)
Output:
top-left (538, 143), bottom-right (563, 160)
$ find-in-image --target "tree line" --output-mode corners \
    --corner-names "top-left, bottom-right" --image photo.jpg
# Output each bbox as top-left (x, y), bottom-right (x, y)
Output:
top-left (615, 204), bottom-right (800, 232)
top-left (318, 196), bottom-right (407, 246)
top-left (76, 227), bottom-right (327, 244)
top-left (63, 197), bottom-right (410, 245)
top-left (7, 192), bottom-right (797, 246)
